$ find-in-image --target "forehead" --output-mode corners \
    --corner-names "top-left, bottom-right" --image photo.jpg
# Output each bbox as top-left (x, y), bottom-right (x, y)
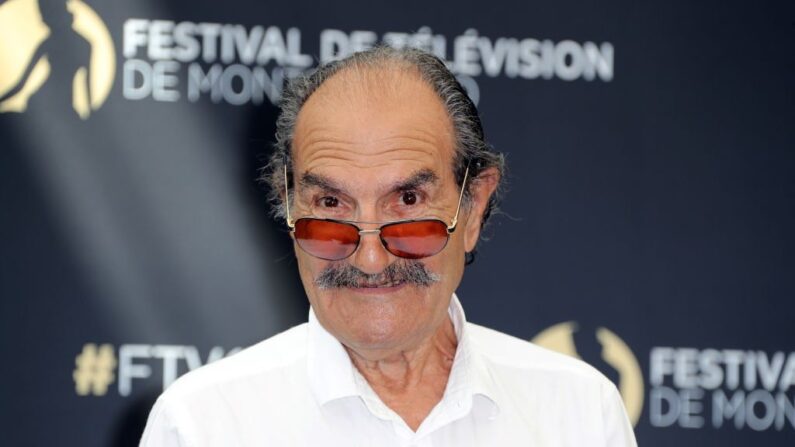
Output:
top-left (292, 66), bottom-right (456, 187)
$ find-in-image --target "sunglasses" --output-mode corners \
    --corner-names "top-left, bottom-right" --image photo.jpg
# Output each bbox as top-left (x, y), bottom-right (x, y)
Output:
top-left (284, 165), bottom-right (470, 261)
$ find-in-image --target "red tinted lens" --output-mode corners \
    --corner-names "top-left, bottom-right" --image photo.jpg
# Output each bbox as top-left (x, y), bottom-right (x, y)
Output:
top-left (294, 219), bottom-right (360, 260)
top-left (380, 220), bottom-right (450, 259)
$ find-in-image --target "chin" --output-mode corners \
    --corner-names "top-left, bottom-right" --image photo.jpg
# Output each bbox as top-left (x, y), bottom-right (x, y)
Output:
top-left (310, 283), bottom-right (447, 352)
top-left (329, 303), bottom-right (419, 349)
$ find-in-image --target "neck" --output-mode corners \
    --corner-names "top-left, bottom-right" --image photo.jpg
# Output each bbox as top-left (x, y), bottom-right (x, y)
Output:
top-left (345, 317), bottom-right (458, 431)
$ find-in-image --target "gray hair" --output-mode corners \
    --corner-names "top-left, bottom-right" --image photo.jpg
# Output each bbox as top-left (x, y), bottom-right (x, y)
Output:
top-left (261, 46), bottom-right (505, 243)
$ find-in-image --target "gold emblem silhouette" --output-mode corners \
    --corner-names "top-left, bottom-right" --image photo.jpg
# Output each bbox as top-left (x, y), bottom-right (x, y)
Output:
top-left (532, 322), bottom-right (644, 426)
top-left (0, 0), bottom-right (115, 119)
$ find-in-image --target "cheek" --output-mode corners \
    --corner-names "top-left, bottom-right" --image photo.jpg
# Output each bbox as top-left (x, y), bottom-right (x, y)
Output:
top-left (444, 229), bottom-right (468, 268)
top-left (422, 232), bottom-right (466, 294)
top-left (294, 247), bottom-right (325, 301)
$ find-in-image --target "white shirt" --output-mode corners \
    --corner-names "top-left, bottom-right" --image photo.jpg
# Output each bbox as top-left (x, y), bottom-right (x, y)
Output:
top-left (140, 294), bottom-right (637, 446)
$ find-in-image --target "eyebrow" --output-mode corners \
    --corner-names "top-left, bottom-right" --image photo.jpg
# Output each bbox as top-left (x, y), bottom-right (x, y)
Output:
top-left (299, 172), bottom-right (343, 194)
top-left (298, 169), bottom-right (439, 195)
top-left (393, 169), bottom-right (439, 192)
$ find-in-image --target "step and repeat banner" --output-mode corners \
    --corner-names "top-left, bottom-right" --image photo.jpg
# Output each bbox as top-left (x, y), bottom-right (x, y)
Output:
top-left (1, 0), bottom-right (793, 445)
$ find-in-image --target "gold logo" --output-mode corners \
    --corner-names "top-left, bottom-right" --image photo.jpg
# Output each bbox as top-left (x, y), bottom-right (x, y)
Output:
top-left (532, 322), bottom-right (644, 426)
top-left (0, 0), bottom-right (115, 119)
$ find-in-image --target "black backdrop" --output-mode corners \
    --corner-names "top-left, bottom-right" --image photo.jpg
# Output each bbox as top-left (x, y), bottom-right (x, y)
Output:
top-left (1, 0), bottom-right (794, 445)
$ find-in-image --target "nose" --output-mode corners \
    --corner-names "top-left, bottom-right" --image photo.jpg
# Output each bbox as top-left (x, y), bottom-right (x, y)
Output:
top-left (350, 228), bottom-right (391, 274)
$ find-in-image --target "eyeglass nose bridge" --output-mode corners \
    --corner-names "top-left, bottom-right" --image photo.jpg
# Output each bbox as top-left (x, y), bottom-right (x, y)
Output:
top-left (355, 228), bottom-right (388, 259)
top-left (358, 229), bottom-right (381, 235)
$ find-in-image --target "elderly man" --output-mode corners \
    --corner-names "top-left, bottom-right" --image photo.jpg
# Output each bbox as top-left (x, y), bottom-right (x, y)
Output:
top-left (140, 47), bottom-right (637, 446)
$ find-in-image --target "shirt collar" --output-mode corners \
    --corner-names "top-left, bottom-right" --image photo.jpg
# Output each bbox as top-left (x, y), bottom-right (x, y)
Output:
top-left (306, 293), bottom-right (500, 419)
top-left (439, 294), bottom-right (500, 421)
top-left (306, 307), bottom-right (359, 405)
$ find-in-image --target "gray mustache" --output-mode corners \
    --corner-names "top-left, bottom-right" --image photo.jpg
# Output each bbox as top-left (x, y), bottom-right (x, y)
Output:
top-left (314, 259), bottom-right (440, 290)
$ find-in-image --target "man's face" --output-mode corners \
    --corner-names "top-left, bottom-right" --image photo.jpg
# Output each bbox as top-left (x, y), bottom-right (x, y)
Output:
top-left (290, 69), bottom-right (482, 355)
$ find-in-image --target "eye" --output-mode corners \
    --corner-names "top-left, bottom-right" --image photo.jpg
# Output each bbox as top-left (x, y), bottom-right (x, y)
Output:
top-left (322, 196), bottom-right (339, 208)
top-left (401, 191), bottom-right (418, 206)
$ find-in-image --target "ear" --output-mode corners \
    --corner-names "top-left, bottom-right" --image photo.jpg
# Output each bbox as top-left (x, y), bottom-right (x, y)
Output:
top-left (463, 167), bottom-right (500, 252)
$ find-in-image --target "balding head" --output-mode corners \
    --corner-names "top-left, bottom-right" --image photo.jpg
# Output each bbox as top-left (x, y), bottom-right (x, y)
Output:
top-left (262, 47), bottom-right (505, 260)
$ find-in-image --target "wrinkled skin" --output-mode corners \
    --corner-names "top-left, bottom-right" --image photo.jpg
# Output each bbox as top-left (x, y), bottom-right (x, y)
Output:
top-left (289, 66), bottom-right (499, 430)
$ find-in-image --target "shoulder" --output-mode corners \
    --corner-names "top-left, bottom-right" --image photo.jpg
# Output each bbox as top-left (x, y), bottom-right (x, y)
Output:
top-left (468, 322), bottom-right (613, 390)
top-left (467, 323), bottom-right (637, 445)
top-left (140, 324), bottom-right (311, 445)
top-left (159, 322), bottom-right (309, 403)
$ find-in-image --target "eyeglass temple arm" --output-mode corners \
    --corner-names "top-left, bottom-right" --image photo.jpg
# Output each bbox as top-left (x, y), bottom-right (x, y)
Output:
top-left (284, 164), bottom-right (295, 229)
top-left (448, 164), bottom-right (470, 233)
